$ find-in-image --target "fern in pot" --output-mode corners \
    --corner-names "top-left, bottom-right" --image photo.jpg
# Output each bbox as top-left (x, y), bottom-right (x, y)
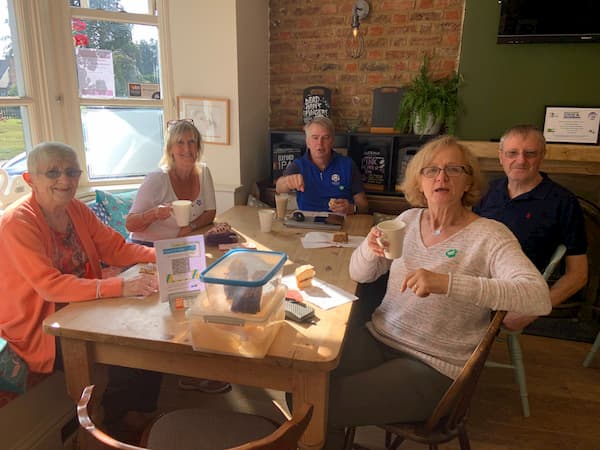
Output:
top-left (395, 57), bottom-right (461, 136)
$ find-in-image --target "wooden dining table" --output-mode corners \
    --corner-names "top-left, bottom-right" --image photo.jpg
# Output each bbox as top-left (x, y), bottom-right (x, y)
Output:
top-left (43, 205), bottom-right (373, 450)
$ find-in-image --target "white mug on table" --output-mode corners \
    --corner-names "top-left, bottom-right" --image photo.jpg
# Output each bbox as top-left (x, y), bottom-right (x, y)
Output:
top-left (258, 209), bottom-right (276, 232)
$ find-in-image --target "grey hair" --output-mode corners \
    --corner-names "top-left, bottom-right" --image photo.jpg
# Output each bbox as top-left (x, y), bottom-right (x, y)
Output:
top-left (304, 116), bottom-right (335, 137)
top-left (499, 124), bottom-right (546, 154)
top-left (27, 142), bottom-right (80, 174)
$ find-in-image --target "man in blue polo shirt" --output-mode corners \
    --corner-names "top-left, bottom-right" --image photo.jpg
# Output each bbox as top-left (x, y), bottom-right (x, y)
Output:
top-left (475, 124), bottom-right (588, 330)
top-left (276, 116), bottom-right (368, 214)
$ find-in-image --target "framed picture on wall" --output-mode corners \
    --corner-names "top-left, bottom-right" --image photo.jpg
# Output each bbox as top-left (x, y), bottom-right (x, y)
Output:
top-left (177, 96), bottom-right (230, 145)
top-left (543, 106), bottom-right (600, 145)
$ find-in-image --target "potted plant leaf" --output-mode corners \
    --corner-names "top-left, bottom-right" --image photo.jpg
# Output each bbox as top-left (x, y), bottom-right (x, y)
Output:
top-left (395, 56), bottom-right (461, 136)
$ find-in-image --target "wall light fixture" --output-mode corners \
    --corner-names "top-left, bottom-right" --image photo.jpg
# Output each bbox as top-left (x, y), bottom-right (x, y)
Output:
top-left (346, 0), bottom-right (370, 58)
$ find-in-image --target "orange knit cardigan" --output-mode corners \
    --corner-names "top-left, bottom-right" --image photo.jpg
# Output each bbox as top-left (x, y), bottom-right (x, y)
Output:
top-left (0, 194), bottom-right (155, 373)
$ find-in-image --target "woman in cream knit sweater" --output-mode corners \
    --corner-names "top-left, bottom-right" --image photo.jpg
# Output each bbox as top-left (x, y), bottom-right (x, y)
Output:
top-left (323, 136), bottom-right (551, 449)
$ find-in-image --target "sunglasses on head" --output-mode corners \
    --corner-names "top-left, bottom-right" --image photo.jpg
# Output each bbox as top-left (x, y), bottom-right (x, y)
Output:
top-left (167, 118), bottom-right (194, 129)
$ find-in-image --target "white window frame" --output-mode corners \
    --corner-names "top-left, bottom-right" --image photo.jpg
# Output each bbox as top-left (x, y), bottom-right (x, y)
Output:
top-left (1, 0), bottom-right (175, 190)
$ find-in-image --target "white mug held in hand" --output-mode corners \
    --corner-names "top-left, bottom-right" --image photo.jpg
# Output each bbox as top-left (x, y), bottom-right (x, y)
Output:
top-left (172, 200), bottom-right (192, 227)
top-left (376, 219), bottom-right (406, 259)
top-left (258, 209), bottom-right (276, 232)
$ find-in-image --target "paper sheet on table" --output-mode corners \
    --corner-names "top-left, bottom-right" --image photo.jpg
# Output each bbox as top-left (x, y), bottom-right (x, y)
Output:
top-left (282, 274), bottom-right (357, 310)
top-left (301, 231), bottom-right (364, 249)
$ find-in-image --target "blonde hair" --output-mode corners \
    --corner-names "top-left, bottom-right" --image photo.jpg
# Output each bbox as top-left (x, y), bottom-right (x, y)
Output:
top-left (400, 135), bottom-right (483, 207)
top-left (159, 120), bottom-right (203, 170)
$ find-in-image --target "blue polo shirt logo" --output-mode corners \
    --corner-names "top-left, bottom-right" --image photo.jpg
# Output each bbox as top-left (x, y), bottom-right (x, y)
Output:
top-left (331, 173), bottom-right (341, 186)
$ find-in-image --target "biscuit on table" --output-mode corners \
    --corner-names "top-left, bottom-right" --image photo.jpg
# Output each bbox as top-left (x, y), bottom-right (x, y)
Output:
top-left (332, 231), bottom-right (348, 243)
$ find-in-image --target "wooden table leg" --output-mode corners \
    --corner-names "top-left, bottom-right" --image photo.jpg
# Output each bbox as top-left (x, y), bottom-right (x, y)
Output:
top-left (294, 370), bottom-right (329, 450)
top-left (61, 338), bottom-right (99, 450)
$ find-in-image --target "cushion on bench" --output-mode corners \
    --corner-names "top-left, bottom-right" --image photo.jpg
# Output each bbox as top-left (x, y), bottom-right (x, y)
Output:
top-left (88, 201), bottom-right (110, 227)
top-left (95, 189), bottom-right (137, 238)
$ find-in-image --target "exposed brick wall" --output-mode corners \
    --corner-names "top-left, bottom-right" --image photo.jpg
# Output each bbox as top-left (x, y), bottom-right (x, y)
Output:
top-left (269, 0), bottom-right (465, 130)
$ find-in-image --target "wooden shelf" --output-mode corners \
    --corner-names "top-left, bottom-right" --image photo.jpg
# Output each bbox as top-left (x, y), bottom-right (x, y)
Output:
top-left (464, 141), bottom-right (600, 175)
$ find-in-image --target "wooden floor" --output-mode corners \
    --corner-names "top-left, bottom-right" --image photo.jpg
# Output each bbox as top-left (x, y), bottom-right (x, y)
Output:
top-left (351, 334), bottom-right (600, 450)
top-left (147, 333), bottom-right (600, 450)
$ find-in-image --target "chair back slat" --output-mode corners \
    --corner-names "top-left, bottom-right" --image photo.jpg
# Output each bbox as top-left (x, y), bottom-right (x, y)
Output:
top-left (77, 385), bottom-right (147, 450)
top-left (542, 244), bottom-right (567, 281)
top-left (77, 385), bottom-right (313, 450)
top-left (422, 310), bottom-right (507, 434)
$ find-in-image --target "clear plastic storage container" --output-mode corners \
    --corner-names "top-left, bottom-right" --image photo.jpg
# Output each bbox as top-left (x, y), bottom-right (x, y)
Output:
top-left (189, 249), bottom-right (288, 358)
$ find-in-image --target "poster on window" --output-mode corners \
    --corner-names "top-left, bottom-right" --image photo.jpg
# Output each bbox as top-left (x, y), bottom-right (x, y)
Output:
top-left (76, 48), bottom-right (115, 98)
top-left (128, 83), bottom-right (161, 99)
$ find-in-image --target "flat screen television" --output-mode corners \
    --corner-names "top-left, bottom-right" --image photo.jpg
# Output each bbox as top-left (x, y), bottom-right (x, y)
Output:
top-left (497, 0), bottom-right (600, 44)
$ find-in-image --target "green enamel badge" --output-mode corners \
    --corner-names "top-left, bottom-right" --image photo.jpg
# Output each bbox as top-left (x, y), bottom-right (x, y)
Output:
top-left (445, 249), bottom-right (457, 258)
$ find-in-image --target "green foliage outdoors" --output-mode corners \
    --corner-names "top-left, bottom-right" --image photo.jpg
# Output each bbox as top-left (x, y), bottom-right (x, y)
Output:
top-left (395, 56), bottom-right (461, 135)
top-left (83, 18), bottom-right (158, 98)
top-left (0, 119), bottom-right (25, 160)
top-left (1, 0), bottom-right (159, 158)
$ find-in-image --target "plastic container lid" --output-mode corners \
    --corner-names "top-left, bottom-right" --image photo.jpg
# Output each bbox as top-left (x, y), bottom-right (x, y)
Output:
top-left (200, 249), bottom-right (287, 287)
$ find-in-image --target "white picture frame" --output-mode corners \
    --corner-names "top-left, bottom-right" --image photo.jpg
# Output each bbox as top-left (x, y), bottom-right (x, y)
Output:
top-left (177, 96), bottom-right (230, 145)
top-left (543, 106), bottom-right (600, 145)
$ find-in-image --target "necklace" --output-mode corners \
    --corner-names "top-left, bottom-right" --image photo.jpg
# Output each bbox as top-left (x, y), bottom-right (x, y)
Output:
top-left (432, 228), bottom-right (442, 236)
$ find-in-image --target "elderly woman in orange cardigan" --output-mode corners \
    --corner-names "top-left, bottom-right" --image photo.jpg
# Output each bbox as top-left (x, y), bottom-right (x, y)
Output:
top-left (0, 142), bottom-right (160, 435)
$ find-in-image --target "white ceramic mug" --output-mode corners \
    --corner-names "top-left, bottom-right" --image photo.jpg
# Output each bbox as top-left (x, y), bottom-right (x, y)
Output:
top-left (258, 209), bottom-right (276, 232)
top-left (172, 200), bottom-right (192, 226)
top-left (376, 219), bottom-right (406, 259)
top-left (275, 193), bottom-right (289, 220)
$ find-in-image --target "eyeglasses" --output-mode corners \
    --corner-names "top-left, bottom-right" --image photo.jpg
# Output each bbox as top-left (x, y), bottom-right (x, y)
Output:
top-left (502, 150), bottom-right (540, 159)
top-left (420, 165), bottom-right (470, 178)
top-left (41, 168), bottom-right (83, 179)
top-left (167, 118), bottom-right (194, 129)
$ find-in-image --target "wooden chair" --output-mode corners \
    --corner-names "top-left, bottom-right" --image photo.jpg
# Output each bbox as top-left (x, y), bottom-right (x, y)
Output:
top-left (577, 197), bottom-right (600, 367)
top-left (484, 244), bottom-right (566, 417)
top-left (77, 385), bottom-right (313, 450)
top-left (0, 168), bottom-right (31, 209)
top-left (343, 310), bottom-right (507, 450)
top-left (583, 331), bottom-right (600, 367)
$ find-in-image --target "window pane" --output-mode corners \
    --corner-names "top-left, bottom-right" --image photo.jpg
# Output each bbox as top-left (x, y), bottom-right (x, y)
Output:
top-left (70, 0), bottom-right (153, 15)
top-left (81, 107), bottom-right (163, 179)
top-left (0, 2), bottom-right (31, 165)
top-left (0, 107), bottom-right (28, 168)
top-left (72, 19), bottom-right (159, 99)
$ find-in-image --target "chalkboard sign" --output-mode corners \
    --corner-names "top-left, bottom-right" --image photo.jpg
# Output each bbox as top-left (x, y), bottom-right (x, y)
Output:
top-left (303, 86), bottom-right (331, 124)
top-left (360, 147), bottom-right (388, 191)
top-left (371, 87), bottom-right (403, 133)
top-left (272, 144), bottom-right (303, 182)
top-left (395, 146), bottom-right (419, 191)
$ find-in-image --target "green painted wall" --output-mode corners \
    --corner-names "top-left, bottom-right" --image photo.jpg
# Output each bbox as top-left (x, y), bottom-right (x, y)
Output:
top-left (456, 0), bottom-right (600, 140)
